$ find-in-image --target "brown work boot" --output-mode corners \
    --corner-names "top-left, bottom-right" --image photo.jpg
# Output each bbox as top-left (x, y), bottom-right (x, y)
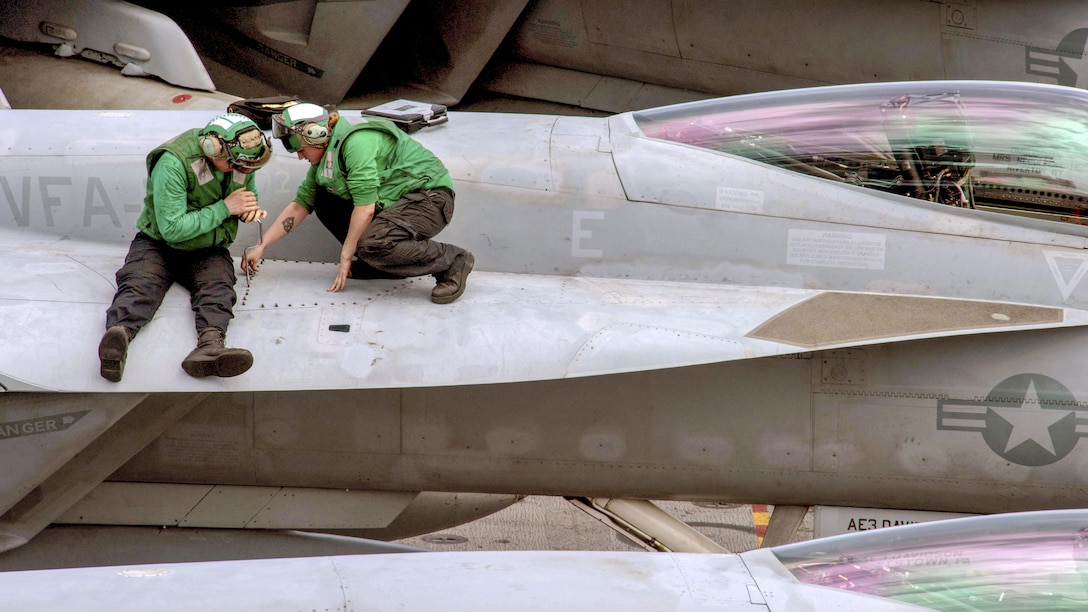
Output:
top-left (431, 251), bottom-right (474, 304)
top-left (98, 326), bottom-right (130, 383)
top-left (181, 327), bottom-right (253, 378)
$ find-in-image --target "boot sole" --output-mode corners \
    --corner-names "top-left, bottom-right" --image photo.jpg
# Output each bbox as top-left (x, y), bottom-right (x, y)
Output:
top-left (182, 352), bottom-right (254, 378)
top-left (98, 327), bottom-right (128, 383)
top-left (432, 253), bottom-right (475, 305)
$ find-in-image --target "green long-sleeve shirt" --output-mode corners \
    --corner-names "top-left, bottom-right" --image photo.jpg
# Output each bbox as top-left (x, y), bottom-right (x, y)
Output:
top-left (136, 129), bottom-right (256, 250)
top-left (294, 118), bottom-right (453, 212)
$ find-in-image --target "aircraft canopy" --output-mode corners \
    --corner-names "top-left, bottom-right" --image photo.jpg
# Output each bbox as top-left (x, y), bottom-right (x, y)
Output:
top-left (635, 80), bottom-right (1088, 225)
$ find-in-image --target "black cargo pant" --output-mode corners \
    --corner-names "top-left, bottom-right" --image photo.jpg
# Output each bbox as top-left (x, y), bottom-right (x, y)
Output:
top-left (312, 187), bottom-right (464, 279)
top-left (105, 232), bottom-right (238, 338)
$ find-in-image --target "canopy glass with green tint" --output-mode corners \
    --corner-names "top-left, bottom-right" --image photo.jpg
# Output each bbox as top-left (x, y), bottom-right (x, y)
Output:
top-left (772, 510), bottom-right (1088, 611)
top-left (635, 81), bottom-right (1088, 225)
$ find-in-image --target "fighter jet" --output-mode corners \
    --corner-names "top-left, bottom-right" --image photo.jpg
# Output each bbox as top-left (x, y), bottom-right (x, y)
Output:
top-left (6, 79), bottom-right (1088, 569)
top-left (4, 0), bottom-right (1088, 112)
top-left (3, 509), bottom-right (1087, 611)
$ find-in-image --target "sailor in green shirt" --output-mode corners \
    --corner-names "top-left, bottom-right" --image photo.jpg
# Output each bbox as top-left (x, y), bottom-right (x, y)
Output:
top-left (98, 113), bottom-right (272, 383)
top-left (243, 102), bottom-right (474, 304)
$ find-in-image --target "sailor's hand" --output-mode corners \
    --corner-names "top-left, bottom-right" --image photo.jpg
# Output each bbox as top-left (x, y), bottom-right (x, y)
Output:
top-left (242, 245), bottom-right (264, 274)
top-left (240, 208), bottom-right (267, 224)
top-left (225, 188), bottom-right (259, 217)
top-left (328, 255), bottom-right (353, 292)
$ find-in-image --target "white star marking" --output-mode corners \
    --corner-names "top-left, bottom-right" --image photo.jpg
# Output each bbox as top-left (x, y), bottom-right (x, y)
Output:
top-left (1064, 54), bottom-right (1088, 88)
top-left (991, 380), bottom-right (1071, 456)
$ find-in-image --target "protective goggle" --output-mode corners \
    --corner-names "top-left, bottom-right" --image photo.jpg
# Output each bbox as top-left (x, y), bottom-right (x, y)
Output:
top-left (271, 111), bottom-right (329, 153)
top-left (225, 128), bottom-right (273, 171)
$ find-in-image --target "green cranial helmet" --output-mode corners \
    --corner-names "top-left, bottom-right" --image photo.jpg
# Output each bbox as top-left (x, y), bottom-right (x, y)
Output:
top-left (271, 103), bottom-right (332, 153)
top-left (200, 113), bottom-right (272, 170)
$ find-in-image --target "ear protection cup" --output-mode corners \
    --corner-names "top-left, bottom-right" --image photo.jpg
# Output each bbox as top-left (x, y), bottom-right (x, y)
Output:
top-left (200, 134), bottom-right (225, 159)
top-left (299, 122), bottom-right (329, 145)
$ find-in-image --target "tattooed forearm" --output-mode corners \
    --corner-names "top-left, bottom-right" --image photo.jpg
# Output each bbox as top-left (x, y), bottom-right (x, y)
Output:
top-left (283, 217), bottom-right (296, 233)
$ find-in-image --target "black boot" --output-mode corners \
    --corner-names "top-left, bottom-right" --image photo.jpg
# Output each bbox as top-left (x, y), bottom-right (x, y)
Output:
top-left (431, 251), bottom-right (474, 304)
top-left (181, 328), bottom-right (253, 378)
top-left (98, 326), bottom-right (130, 383)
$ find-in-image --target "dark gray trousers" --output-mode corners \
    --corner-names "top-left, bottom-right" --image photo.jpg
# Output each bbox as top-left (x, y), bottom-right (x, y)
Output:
top-left (105, 233), bottom-right (237, 338)
top-left (313, 187), bottom-right (464, 279)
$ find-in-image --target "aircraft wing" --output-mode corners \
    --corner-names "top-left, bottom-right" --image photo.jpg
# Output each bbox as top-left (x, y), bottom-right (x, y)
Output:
top-left (0, 550), bottom-right (922, 612)
top-left (5, 227), bottom-right (1086, 392)
top-left (5, 508), bottom-right (1088, 611)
